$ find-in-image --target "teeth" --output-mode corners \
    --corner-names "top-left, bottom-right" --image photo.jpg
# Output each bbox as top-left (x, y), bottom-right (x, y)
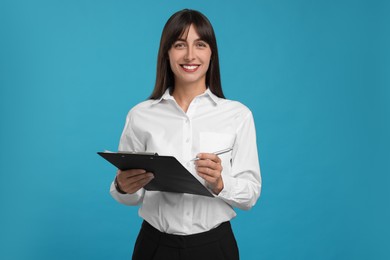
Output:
top-left (183, 65), bottom-right (198, 70)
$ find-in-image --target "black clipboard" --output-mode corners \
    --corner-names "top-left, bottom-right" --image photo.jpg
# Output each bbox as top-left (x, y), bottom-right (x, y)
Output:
top-left (98, 152), bottom-right (213, 197)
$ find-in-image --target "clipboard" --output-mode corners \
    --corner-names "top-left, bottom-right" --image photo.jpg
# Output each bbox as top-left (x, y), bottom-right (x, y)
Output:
top-left (98, 152), bottom-right (213, 197)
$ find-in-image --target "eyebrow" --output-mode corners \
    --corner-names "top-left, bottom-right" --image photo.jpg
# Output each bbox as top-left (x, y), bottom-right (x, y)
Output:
top-left (175, 38), bottom-right (206, 42)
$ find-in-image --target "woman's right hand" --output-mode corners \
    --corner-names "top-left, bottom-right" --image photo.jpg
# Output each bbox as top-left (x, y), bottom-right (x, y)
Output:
top-left (116, 169), bottom-right (154, 194)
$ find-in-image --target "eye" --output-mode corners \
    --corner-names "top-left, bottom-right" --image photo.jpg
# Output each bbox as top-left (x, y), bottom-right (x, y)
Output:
top-left (173, 42), bottom-right (186, 49)
top-left (196, 41), bottom-right (208, 48)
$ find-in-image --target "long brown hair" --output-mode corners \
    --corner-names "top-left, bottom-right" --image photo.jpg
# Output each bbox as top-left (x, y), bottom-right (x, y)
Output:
top-left (149, 9), bottom-right (225, 99)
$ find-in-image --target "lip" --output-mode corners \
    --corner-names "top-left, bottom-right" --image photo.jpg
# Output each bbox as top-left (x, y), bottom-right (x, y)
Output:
top-left (180, 64), bottom-right (200, 72)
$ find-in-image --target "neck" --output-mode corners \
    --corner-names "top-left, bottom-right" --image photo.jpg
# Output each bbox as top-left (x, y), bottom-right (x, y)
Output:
top-left (172, 81), bottom-right (207, 112)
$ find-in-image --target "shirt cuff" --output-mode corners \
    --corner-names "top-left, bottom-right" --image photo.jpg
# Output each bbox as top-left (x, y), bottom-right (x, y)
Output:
top-left (110, 181), bottom-right (144, 205)
top-left (217, 175), bottom-right (236, 201)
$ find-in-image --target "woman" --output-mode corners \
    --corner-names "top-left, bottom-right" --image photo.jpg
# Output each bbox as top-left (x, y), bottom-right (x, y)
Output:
top-left (110, 9), bottom-right (261, 260)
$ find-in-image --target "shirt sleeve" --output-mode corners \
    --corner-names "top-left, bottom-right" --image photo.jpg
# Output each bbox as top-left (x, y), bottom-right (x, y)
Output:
top-left (217, 111), bottom-right (262, 210)
top-left (109, 109), bottom-right (146, 206)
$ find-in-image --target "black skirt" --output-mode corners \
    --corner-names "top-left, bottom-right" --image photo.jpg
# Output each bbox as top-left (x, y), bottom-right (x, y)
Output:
top-left (132, 220), bottom-right (239, 260)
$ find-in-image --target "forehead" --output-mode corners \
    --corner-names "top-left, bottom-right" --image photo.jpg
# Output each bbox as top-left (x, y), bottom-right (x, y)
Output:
top-left (178, 24), bottom-right (201, 40)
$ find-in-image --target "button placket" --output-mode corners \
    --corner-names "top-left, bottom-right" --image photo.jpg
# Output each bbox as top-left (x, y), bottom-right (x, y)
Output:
top-left (182, 116), bottom-right (192, 166)
top-left (183, 97), bottom-right (199, 165)
top-left (183, 195), bottom-right (194, 229)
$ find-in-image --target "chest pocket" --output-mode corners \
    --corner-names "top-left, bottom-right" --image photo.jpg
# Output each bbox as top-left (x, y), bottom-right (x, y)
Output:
top-left (199, 132), bottom-right (235, 173)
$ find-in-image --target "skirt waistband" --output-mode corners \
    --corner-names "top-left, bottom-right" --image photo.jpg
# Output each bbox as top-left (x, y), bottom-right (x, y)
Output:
top-left (140, 220), bottom-right (233, 249)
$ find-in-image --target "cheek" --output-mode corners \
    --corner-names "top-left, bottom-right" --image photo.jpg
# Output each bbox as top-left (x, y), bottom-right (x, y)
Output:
top-left (168, 51), bottom-right (181, 65)
top-left (168, 58), bottom-right (175, 70)
top-left (203, 55), bottom-right (212, 70)
top-left (168, 54), bottom-right (178, 72)
top-left (202, 52), bottom-right (212, 66)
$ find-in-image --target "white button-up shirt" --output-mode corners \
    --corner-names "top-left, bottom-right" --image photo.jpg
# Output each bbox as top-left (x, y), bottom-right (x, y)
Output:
top-left (110, 88), bottom-right (261, 235)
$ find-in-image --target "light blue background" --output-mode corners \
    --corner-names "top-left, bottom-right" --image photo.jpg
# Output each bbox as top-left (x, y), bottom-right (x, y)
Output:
top-left (1, 0), bottom-right (389, 259)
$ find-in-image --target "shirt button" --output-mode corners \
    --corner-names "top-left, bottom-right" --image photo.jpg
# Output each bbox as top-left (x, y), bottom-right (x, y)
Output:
top-left (186, 138), bottom-right (190, 143)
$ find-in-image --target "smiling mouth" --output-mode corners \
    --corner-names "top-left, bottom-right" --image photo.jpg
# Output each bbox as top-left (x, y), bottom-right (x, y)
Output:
top-left (180, 64), bottom-right (200, 72)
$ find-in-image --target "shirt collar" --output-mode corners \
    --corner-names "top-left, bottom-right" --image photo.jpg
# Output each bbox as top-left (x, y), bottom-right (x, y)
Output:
top-left (151, 88), bottom-right (174, 105)
top-left (203, 88), bottom-right (221, 105)
top-left (151, 87), bottom-right (221, 105)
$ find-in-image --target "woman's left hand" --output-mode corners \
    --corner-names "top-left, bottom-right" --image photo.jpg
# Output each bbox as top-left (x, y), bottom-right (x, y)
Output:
top-left (195, 153), bottom-right (224, 195)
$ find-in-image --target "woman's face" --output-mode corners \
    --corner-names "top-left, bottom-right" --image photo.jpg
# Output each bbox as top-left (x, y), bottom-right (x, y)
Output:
top-left (168, 24), bottom-right (212, 88)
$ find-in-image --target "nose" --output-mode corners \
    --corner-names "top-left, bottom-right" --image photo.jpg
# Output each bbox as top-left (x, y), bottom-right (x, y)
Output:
top-left (184, 46), bottom-right (195, 61)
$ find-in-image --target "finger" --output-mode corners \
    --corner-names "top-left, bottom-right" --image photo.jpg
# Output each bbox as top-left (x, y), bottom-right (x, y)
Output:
top-left (196, 166), bottom-right (214, 176)
top-left (197, 170), bottom-right (224, 195)
top-left (128, 174), bottom-right (154, 192)
top-left (196, 166), bottom-right (222, 180)
top-left (125, 172), bottom-right (154, 185)
top-left (197, 171), bottom-right (218, 184)
top-left (195, 160), bottom-right (222, 173)
top-left (196, 153), bottom-right (221, 164)
top-left (195, 159), bottom-right (221, 169)
top-left (117, 170), bottom-right (153, 185)
top-left (122, 173), bottom-right (154, 194)
top-left (117, 169), bottom-right (148, 178)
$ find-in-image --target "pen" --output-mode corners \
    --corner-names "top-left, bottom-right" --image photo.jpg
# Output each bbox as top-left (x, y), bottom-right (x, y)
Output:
top-left (190, 148), bottom-right (233, 161)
